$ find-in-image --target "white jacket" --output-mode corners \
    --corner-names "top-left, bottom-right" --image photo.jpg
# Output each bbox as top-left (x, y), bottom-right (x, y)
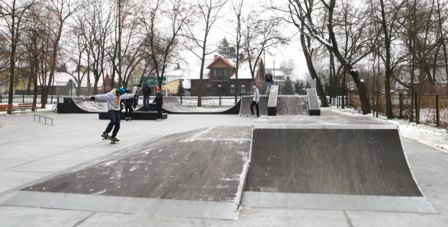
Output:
top-left (252, 88), bottom-right (260, 103)
top-left (94, 89), bottom-right (134, 111)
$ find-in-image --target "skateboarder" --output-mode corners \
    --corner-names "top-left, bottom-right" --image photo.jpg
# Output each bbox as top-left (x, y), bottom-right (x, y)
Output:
top-left (153, 87), bottom-right (163, 121)
top-left (90, 87), bottom-right (135, 141)
top-left (250, 85), bottom-right (260, 117)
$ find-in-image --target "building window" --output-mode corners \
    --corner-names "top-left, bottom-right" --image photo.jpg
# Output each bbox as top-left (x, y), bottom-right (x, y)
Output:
top-left (230, 84), bottom-right (235, 95)
top-left (214, 69), bottom-right (228, 81)
top-left (206, 84), bottom-right (212, 96)
top-left (241, 84), bottom-right (246, 95)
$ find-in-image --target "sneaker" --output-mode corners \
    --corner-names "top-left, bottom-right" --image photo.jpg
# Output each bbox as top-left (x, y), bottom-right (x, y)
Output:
top-left (110, 137), bottom-right (120, 142)
top-left (101, 132), bottom-right (109, 138)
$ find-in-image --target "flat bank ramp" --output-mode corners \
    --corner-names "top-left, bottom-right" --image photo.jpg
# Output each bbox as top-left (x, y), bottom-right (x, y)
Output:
top-left (246, 124), bottom-right (422, 197)
top-left (239, 95), bottom-right (269, 116)
top-left (276, 95), bottom-right (308, 115)
top-left (5, 126), bottom-right (252, 220)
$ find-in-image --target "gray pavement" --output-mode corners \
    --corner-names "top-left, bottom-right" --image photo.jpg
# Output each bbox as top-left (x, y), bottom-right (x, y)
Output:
top-left (1, 109), bottom-right (448, 226)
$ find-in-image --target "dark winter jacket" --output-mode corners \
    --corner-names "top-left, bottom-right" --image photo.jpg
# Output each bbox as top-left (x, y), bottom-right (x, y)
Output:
top-left (142, 85), bottom-right (151, 96)
top-left (153, 92), bottom-right (163, 107)
top-left (121, 96), bottom-right (135, 108)
top-left (265, 73), bottom-right (273, 84)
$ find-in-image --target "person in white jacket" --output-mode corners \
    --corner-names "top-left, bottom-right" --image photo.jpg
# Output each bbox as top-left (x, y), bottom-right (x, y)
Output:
top-left (250, 85), bottom-right (260, 117)
top-left (90, 87), bottom-right (134, 141)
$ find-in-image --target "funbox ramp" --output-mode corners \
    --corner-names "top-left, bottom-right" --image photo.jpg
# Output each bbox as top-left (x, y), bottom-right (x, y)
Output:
top-left (2, 126), bottom-right (253, 220)
top-left (246, 124), bottom-right (421, 196)
top-left (242, 123), bottom-right (436, 213)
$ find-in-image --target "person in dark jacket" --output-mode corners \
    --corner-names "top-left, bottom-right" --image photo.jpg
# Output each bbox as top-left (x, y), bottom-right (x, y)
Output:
top-left (142, 83), bottom-right (151, 110)
top-left (153, 87), bottom-right (164, 121)
top-left (121, 90), bottom-right (136, 121)
top-left (265, 72), bottom-right (273, 95)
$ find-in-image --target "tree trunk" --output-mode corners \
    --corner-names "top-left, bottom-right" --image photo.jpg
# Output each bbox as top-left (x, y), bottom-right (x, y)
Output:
top-left (300, 33), bottom-right (329, 107)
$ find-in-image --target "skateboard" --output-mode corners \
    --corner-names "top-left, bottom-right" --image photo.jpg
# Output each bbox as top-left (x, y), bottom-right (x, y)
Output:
top-left (101, 134), bottom-right (120, 144)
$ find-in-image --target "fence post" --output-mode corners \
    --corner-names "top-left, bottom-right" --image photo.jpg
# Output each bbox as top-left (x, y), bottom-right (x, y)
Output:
top-left (436, 95), bottom-right (439, 127)
top-left (399, 93), bottom-right (403, 119)
top-left (415, 92), bottom-right (419, 124)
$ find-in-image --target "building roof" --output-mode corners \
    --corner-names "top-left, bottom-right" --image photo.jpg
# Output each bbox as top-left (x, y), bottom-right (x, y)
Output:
top-left (207, 55), bottom-right (236, 69)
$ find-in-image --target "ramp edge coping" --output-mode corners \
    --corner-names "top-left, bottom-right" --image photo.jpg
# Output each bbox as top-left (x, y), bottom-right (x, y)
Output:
top-left (253, 124), bottom-right (398, 130)
top-left (242, 191), bottom-right (437, 214)
top-left (2, 191), bottom-right (239, 220)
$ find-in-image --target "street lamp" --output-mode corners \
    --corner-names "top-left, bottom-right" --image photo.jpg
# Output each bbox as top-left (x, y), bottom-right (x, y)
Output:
top-left (218, 83), bottom-right (222, 106)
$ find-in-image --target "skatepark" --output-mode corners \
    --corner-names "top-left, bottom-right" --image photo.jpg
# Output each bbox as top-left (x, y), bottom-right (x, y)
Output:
top-left (1, 89), bottom-right (448, 226)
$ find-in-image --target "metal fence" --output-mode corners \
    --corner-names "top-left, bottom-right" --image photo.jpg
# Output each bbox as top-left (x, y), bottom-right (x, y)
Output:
top-left (348, 93), bottom-right (448, 128)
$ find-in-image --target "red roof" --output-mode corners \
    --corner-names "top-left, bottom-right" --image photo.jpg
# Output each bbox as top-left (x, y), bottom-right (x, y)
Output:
top-left (206, 56), bottom-right (235, 69)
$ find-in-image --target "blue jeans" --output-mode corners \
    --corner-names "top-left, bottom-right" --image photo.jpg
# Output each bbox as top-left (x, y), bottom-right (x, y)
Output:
top-left (105, 110), bottom-right (121, 137)
top-left (143, 95), bottom-right (150, 108)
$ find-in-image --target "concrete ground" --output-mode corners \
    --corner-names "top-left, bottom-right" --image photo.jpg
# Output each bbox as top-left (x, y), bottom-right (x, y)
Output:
top-left (1, 109), bottom-right (448, 226)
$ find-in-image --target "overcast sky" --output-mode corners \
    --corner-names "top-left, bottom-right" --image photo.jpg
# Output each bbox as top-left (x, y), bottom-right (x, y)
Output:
top-left (182, 0), bottom-right (308, 81)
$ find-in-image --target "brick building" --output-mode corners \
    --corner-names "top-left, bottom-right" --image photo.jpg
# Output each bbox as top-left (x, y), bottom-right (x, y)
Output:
top-left (190, 55), bottom-right (266, 96)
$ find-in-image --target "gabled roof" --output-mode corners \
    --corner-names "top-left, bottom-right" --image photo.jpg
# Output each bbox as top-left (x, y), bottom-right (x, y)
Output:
top-left (206, 55), bottom-right (236, 69)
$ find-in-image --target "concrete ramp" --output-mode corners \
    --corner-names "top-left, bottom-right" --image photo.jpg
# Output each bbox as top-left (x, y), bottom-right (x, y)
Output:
top-left (143, 96), bottom-right (241, 114)
top-left (239, 96), bottom-right (268, 116)
top-left (276, 95), bottom-right (308, 115)
top-left (5, 126), bottom-right (252, 220)
top-left (246, 116), bottom-right (422, 197)
top-left (57, 97), bottom-right (108, 113)
top-left (307, 88), bottom-right (320, 115)
top-left (267, 85), bottom-right (279, 116)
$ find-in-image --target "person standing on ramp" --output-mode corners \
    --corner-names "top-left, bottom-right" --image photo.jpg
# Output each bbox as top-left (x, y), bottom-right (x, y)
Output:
top-left (265, 72), bottom-right (273, 95)
top-left (90, 87), bottom-right (135, 142)
top-left (142, 83), bottom-right (151, 110)
top-left (250, 85), bottom-right (260, 117)
top-left (153, 87), bottom-right (164, 121)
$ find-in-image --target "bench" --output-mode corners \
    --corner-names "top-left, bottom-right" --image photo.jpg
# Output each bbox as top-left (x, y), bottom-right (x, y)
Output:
top-left (18, 103), bottom-right (36, 112)
top-left (0, 103), bottom-right (16, 114)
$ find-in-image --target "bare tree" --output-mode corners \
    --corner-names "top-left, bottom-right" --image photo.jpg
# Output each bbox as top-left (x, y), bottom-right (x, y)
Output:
top-left (0, 0), bottom-right (36, 114)
top-left (435, 0), bottom-right (448, 81)
top-left (22, 13), bottom-right (46, 105)
top-left (107, 0), bottom-right (145, 88)
top-left (74, 0), bottom-right (114, 94)
top-left (141, 0), bottom-right (194, 91)
top-left (32, 0), bottom-right (82, 107)
top-left (242, 14), bottom-right (288, 79)
top-left (376, 0), bottom-right (407, 118)
top-left (283, 1), bottom-right (329, 107)
top-left (231, 0), bottom-right (244, 104)
top-left (288, 0), bottom-right (372, 114)
top-left (185, 0), bottom-right (227, 107)
top-left (67, 28), bottom-right (87, 96)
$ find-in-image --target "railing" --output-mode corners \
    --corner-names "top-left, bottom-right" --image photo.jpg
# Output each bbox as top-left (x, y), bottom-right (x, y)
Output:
top-left (347, 93), bottom-right (448, 128)
top-left (33, 114), bottom-right (54, 126)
